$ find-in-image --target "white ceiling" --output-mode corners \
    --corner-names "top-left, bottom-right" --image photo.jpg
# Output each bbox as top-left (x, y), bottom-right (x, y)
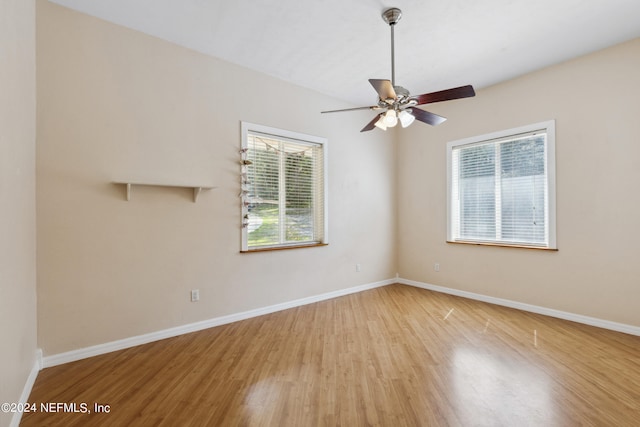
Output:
top-left (49, 0), bottom-right (640, 107)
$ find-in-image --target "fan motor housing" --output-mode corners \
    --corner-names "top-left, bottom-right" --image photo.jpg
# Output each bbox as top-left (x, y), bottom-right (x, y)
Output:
top-left (394, 85), bottom-right (410, 97)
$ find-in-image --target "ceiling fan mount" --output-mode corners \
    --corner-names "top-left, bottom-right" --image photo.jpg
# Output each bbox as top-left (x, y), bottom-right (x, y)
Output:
top-left (322, 7), bottom-right (476, 132)
top-left (381, 7), bottom-right (402, 26)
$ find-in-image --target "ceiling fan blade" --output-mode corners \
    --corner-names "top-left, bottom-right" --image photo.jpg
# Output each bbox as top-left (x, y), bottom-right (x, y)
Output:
top-left (369, 79), bottom-right (397, 101)
top-left (414, 85), bottom-right (476, 106)
top-left (410, 108), bottom-right (447, 126)
top-left (361, 114), bottom-right (382, 132)
top-left (321, 106), bottom-right (379, 114)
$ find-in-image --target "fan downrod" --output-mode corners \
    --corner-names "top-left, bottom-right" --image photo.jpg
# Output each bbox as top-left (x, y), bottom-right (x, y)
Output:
top-left (382, 8), bottom-right (402, 85)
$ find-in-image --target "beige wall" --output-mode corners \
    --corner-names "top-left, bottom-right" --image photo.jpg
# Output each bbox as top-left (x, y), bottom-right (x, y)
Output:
top-left (397, 38), bottom-right (640, 326)
top-left (0, 0), bottom-right (37, 424)
top-left (36, 1), bottom-right (397, 355)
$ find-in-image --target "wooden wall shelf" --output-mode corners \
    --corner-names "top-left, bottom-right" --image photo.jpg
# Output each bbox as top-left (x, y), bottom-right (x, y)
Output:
top-left (113, 181), bottom-right (216, 202)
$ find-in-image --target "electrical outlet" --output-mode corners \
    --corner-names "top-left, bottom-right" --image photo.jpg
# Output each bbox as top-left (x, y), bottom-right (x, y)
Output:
top-left (356, 263), bottom-right (361, 272)
top-left (434, 263), bottom-right (440, 272)
top-left (191, 289), bottom-right (200, 302)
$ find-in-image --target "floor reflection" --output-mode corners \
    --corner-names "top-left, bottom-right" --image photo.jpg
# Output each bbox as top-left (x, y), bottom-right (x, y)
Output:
top-left (451, 346), bottom-right (556, 426)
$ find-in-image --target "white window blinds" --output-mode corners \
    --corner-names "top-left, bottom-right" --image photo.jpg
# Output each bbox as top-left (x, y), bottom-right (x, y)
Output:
top-left (447, 121), bottom-right (556, 249)
top-left (241, 123), bottom-right (327, 251)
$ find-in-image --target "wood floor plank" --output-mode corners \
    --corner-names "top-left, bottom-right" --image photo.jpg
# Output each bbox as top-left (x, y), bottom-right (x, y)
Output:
top-left (22, 284), bottom-right (640, 426)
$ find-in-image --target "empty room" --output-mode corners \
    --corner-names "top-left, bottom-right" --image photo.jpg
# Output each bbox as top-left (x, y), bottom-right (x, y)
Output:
top-left (2, 0), bottom-right (640, 426)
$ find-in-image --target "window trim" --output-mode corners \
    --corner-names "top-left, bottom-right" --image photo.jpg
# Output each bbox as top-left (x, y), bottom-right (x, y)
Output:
top-left (446, 120), bottom-right (557, 249)
top-left (240, 122), bottom-right (329, 252)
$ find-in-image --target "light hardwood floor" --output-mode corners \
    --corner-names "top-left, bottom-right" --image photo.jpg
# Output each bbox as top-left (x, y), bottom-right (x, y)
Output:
top-left (22, 284), bottom-right (640, 426)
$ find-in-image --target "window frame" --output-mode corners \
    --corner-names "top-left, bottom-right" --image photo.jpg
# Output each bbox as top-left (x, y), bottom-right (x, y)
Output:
top-left (240, 122), bottom-right (329, 252)
top-left (446, 120), bottom-right (557, 250)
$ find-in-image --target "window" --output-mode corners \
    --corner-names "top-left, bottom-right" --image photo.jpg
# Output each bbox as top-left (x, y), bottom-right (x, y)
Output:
top-left (447, 120), bottom-right (556, 249)
top-left (241, 122), bottom-right (328, 252)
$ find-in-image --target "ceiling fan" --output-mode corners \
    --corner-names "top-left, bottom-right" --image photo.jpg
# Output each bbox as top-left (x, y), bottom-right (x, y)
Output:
top-left (321, 7), bottom-right (476, 132)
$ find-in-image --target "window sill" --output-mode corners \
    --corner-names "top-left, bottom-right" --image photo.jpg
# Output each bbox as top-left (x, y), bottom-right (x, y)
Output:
top-left (446, 240), bottom-right (558, 251)
top-left (241, 243), bottom-right (328, 253)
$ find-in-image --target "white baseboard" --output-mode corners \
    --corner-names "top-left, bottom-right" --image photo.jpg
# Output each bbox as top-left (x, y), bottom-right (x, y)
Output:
top-left (41, 276), bottom-right (640, 369)
top-left (10, 349), bottom-right (42, 427)
top-left (43, 278), bottom-right (395, 368)
top-left (398, 277), bottom-right (640, 336)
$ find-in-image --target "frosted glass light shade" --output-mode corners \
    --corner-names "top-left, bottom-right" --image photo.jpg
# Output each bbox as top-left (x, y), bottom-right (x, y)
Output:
top-left (383, 110), bottom-right (398, 127)
top-left (398, 110), bottom-right (415, 128)
top-left (374, 115), bottom-right (388, 130)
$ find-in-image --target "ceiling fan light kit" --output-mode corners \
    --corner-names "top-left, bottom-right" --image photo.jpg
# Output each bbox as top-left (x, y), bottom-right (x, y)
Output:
top-left (322, 7), bottom-right (476, 132)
